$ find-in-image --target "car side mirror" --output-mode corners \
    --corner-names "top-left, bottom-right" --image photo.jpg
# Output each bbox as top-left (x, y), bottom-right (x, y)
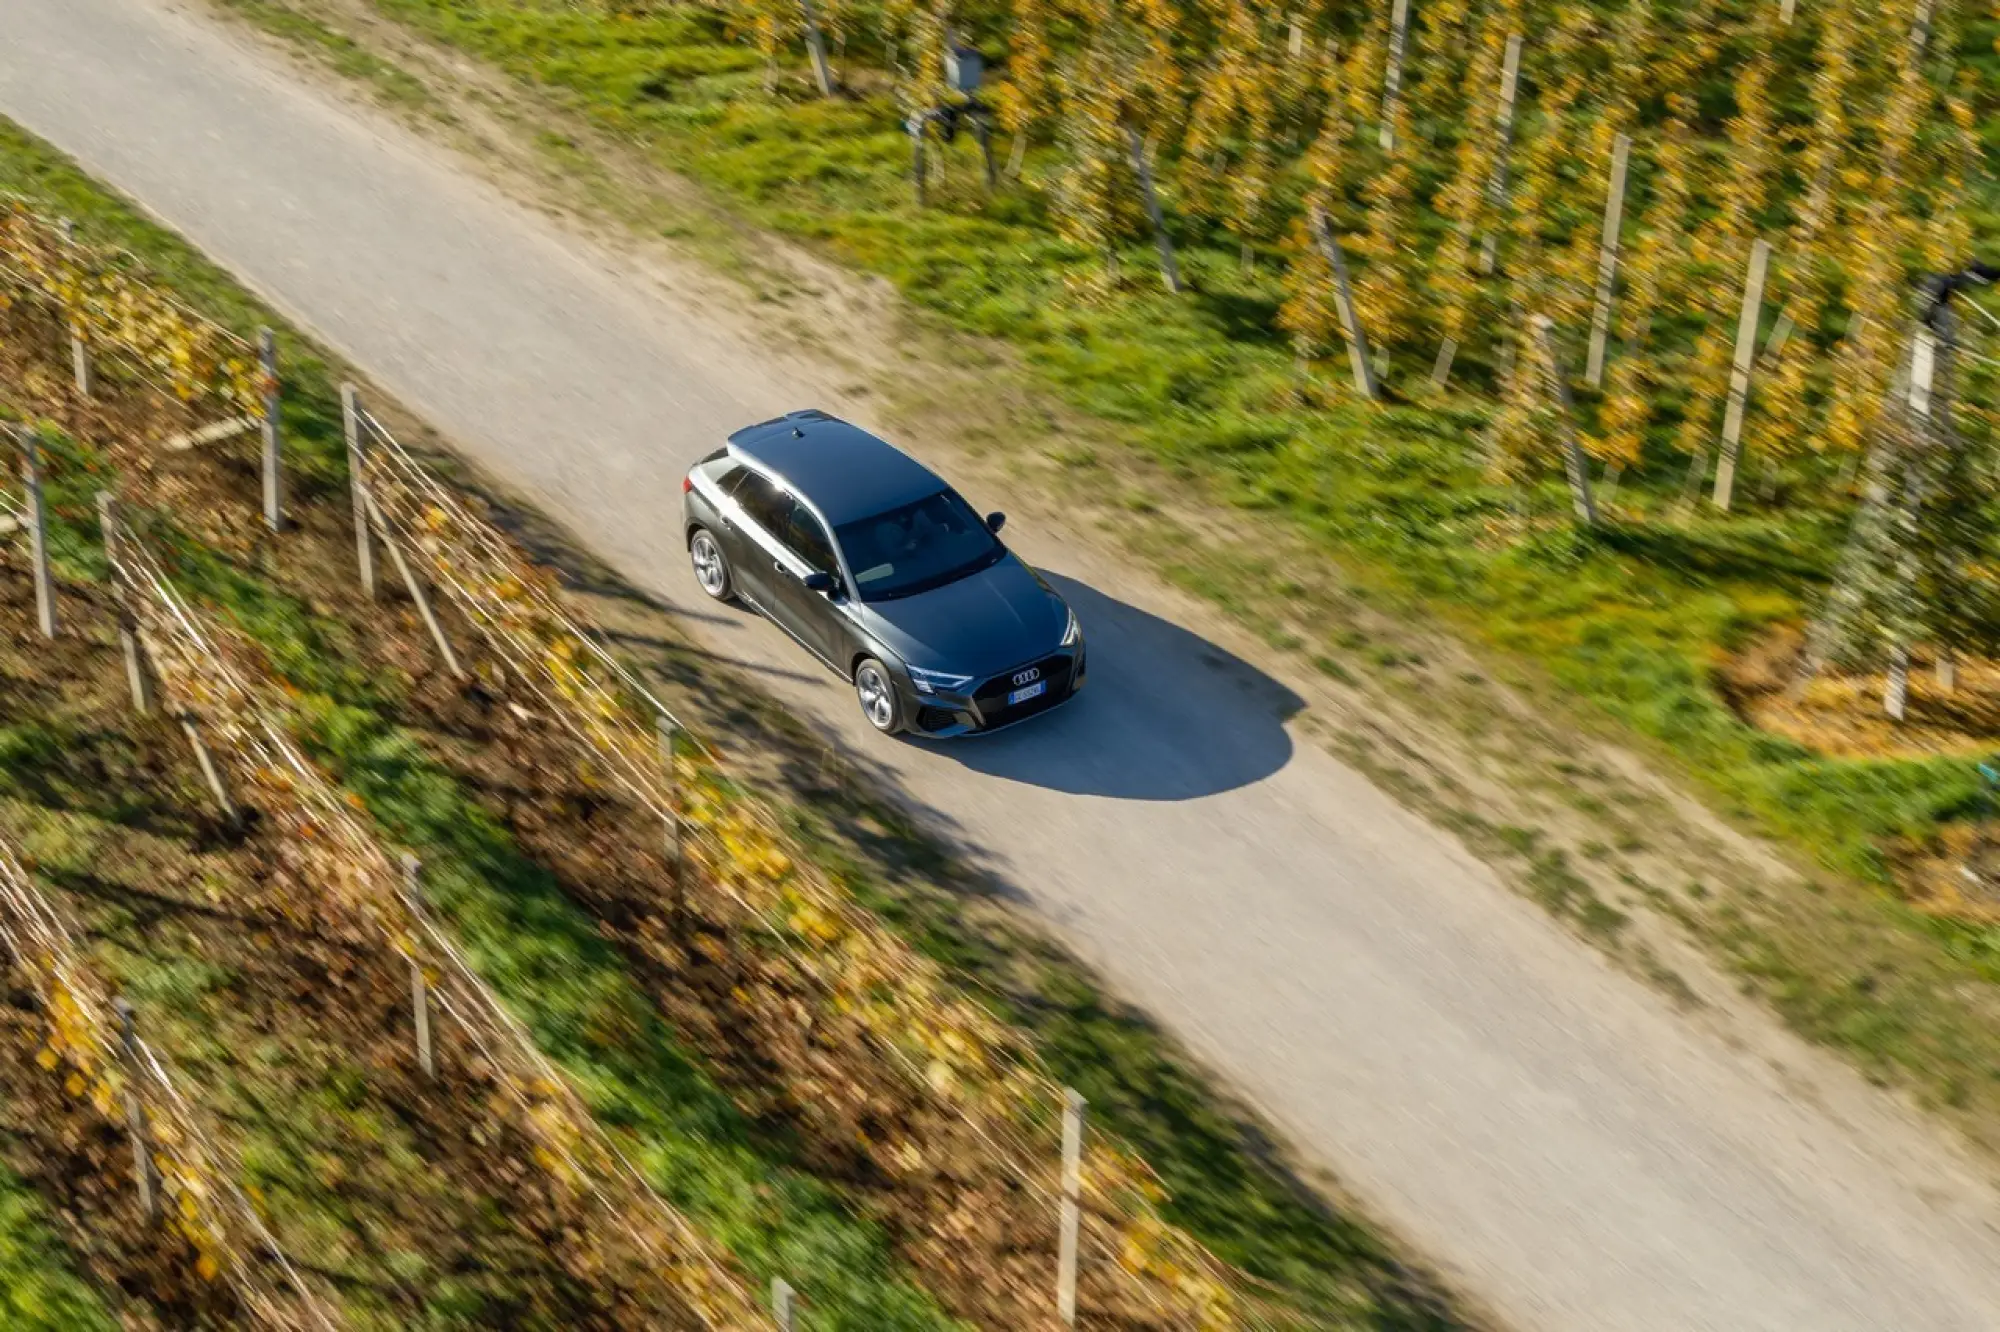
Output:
top-left (803, 570), bottom-right (837, 595)
top-left (986, 511), bottom-right (1007, 534)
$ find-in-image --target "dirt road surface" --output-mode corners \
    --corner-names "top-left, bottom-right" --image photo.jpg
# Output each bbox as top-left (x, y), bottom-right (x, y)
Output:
top-left (7, 2), bottom-right (2000, 1327)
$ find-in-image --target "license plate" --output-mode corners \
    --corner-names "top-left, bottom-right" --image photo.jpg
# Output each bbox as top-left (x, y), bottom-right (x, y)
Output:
top-left (1008, 681), bottom-right (1047, 705)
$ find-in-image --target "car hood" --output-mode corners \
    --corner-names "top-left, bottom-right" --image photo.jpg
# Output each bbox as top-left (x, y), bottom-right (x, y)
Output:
top-left (858, 554), bottom-right (1067, 677)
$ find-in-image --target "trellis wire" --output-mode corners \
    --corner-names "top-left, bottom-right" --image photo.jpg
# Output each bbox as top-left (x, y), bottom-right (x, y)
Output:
top-left (0, 194), bottom-right (258, 353)
top-left (351, 407), bottom-right (1296, 1328)
top-left (107, 525), bottom-right (768, 1331)
top-left (0, 832), bottom-right (338, 1331)
top-left (0, 265), bottom-right (252, 423)
top-left (0, 200), bottom-right (265, 442)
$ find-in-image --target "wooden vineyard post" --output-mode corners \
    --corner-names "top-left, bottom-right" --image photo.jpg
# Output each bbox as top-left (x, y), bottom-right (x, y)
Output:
top-left (772, 1277), bottom-right (797, 1332)
top-left (1530, 317), bottom-right (1600, 526)
top-left (1123, 128), bottom-right (1184, 295)
top-left (1379, 0), bottom-right (1411, 151)
top-left (343, 385), bottom-right (377, 599)
top-left (179, 714), bottom-right (239, 824)
top-left (97, 492), bottom-right (156, 713)
top-left (58, 219), bottom-right (94, 399)
top-left (1584, 133), bottom-right (1633, 388)
top-left (113, 999), bottom-right (160, 1222)
top-left (362, 488), bottom-right (466, 679)
top-left (1056, 1088), bottom-right (1085, 1326)
top-left (16, 428), bottom-right (56, 639)
top-left (1780, 0), bottom-right (1796, 24)
top-left (402, 855), bottom-right (437, 1079)
top-left (1479, 35), bottom-right (1525, 276)
top-left (1307, 206), bottom-right (1381, 401)
top-left (259, 328), bottom-right (283, 532)
top-left (1711, 239), bottom-right (1772, 513)
top-left (799, 0), bottom-right (834, 96)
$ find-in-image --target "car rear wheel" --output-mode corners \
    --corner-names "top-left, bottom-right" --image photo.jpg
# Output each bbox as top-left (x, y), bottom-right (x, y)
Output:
top-left (854, 658), bottom-right (903, 734)
top-left (689, 527), bottom-right (732, 600)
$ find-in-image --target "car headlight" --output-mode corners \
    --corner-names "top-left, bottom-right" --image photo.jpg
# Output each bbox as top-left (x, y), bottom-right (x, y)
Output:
top-left (906, 665), bottom-right (975, 696)
top-left (1060, 607), bottom-right (1082, 648)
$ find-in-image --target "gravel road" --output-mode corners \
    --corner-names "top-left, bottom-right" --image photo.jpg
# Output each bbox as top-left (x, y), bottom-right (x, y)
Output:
top-left (8, 2), bottom-right (2000, 1327)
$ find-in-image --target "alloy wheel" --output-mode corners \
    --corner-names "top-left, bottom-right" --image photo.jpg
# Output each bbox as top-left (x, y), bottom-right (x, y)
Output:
top-left (855, 661), bottom-right (899, 733)
top-left (690, 530), bottom-right (729, 598)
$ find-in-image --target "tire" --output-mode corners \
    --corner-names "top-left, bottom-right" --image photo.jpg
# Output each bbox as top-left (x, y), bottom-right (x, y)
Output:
top-left (854, 657), bottom-right (903, 735)
top-left (689, 527), bottom-right (733, 601)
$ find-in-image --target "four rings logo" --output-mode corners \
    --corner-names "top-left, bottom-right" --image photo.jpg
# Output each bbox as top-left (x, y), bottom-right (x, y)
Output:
top-left (1012, 668), bottom-right (1042, 687)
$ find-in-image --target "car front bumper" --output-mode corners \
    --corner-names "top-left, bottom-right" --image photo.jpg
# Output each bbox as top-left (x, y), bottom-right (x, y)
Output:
top-left (904, 647), bottom-right (1085, 738)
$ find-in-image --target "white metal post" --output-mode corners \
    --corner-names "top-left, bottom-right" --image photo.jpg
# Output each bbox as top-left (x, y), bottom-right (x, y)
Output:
top-left (1308, 207), bottom-right (1381, 401)
top-left (1712, 239), bottom-right (1773, 511)
top-left (1479, 35), bottom-right (1525, 275)
top-left (114, 999), bottom-right (159, 1222)
top-left (403, 854), bottom-right (437, 1078)
top-left (1379, 0), bottom-right (1411, 150)
top-left (343, 385), bottom-right (376, 599)
top-left (58, 219), bottom-right (93, 398)
top-left (1584, 133), bottom-right (1633, 387)
top-left (1056, 1088), bottom-right (1085, 1325)
top-left (259, 328), bottom-right (283, 531)
top-left (18, 429), bottom-right (56, 639)
top-left (98, 491), bottom-right (157, 712)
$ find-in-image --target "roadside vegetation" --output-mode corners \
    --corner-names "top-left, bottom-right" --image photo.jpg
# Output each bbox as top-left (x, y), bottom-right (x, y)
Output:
top-left (2, 273), bottom-right (958, 1328)
top-left (193, 0), bottom-right (2000, 1129)
top-left (0, 116), bottom-right (1467, 1328)
top-left (345, 0), bottom-right (2000, 891)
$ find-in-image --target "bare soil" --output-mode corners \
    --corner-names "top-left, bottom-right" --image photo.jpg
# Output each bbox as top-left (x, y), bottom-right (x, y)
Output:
top-left (1720, 623), bottom-right (2000, 760)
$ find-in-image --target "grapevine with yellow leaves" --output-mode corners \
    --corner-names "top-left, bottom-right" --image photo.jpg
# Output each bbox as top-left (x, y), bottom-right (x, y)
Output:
top-left (353, 410), bottom-right (1294, 1327)
top-left (0, 201), bottom-right (262, 411)
top-left (106, 527), bottom-right (769, 1331)
top-left (0, 832), bottom-right (325, 1328)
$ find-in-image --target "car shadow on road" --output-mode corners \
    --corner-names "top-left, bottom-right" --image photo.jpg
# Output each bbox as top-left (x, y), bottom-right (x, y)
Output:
top-left (915, 572), bottom-right (1303, 801)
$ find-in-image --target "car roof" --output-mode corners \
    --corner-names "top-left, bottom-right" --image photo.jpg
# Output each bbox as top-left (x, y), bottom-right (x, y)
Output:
top-left (727, 410), bottom-right (945, 526)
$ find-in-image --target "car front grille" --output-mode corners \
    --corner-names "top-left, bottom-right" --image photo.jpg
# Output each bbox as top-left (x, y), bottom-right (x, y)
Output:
top-left (972, 654), bottom-right (1073, 729)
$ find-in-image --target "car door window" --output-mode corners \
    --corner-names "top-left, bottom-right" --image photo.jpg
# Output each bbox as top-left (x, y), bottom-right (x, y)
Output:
top-left (785, 500), bottom-right (839, 576)
top-left (728, 469), bottom-right (790, 537)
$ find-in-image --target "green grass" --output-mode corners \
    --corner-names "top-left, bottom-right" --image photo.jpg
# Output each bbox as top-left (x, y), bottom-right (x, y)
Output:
top-left (211, 0), bottom-right (441, 112)
top-left (17, 423), bottom-right (965, 1330)
top-left (337, 0), bottom-right (2000, 875)
top-left (0, 112), bottom-right (1474, 1326)
top-left (0, 1162), bottom-right (116, 1332)
top-left (2, 128), bottom-right (967, 1331)
top-left (8, 423), bottom-right (965, 1324)
top-left (786, 815), bottom-right (1457, 1327)
top-left (324, 3), bottom-right (2000, 969)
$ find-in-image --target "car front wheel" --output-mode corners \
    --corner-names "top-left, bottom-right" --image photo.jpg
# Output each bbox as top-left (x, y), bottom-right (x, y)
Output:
top-left (689, 527), bottom-right (732, 600)
top-left (854, 658), bottom-right (903, 734)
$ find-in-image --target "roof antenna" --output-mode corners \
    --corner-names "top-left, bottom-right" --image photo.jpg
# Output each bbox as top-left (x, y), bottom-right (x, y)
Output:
top-left (792, 427), bottom-right (805, 437)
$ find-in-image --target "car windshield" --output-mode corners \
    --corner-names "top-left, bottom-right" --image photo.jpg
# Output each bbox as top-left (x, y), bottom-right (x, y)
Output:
top-left (836, 490), bottom-right (1003, 602)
